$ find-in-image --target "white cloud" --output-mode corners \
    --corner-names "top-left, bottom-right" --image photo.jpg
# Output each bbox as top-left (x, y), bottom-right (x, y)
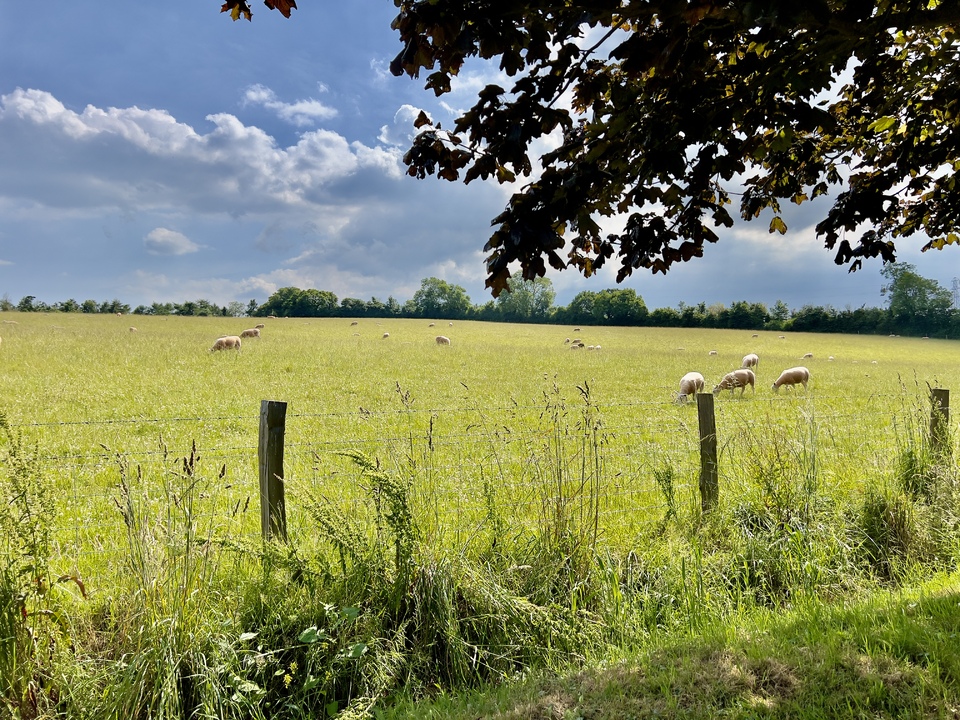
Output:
top-left (0, 88), bottom-right (405, 218)
top-left (242, 83), bottom-right (337, 126)
top-left (0, 259), bottom-right (11, 266)
top-left (144, 228), bottom-right (200, 255)
top-left (378, 104), bottom-right (424, 146)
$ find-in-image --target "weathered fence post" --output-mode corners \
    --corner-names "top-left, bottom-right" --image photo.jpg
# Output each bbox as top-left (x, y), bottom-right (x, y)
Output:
top-left (930, 388), bottom-right (950, 457)
top-left (696, 392), bottom-right (719, 512)
top-left (259, 400), bottom-right (288, 542)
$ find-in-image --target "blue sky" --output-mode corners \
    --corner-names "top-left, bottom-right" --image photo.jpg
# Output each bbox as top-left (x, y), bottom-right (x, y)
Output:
top-left (1, 1), bottom-right (956, 312)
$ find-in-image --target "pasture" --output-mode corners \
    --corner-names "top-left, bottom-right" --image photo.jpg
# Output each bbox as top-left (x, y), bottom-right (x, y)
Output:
top-left (3, 311), bottom-right (960, 718)
top-left (1, 311), bottom-right (956, 578)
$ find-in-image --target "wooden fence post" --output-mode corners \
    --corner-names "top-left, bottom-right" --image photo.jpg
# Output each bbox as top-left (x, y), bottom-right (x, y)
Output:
top-left (697, 392), bottom-right (719, 512)
top-left (930, 388), bottom-right (950, 457)
top-left (259, 400), bottom-right (288, 542)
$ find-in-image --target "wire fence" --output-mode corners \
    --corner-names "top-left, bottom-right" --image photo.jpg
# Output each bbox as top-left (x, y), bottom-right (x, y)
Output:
top-left (8, 388), bottom-right (951, 582)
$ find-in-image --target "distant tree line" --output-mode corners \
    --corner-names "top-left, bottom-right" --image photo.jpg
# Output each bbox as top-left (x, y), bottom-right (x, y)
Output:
top-left (3, 264), bottom-right (957, 338)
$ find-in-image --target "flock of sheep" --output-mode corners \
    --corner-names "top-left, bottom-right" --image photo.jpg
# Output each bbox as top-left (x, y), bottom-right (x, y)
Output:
top-left (210, 320), bottom-right (455, 352)
top-left (676, 352), bottom-right (811, 404)
top-left (209, 324), bottom-right (264, 352)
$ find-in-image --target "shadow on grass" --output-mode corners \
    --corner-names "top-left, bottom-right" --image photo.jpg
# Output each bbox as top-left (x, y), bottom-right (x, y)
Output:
top-left (384, 582), bottom-right (960, 720)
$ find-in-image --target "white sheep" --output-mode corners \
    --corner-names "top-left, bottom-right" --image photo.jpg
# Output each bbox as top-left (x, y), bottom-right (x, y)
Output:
top-left (240, 328), bottom-right (261, 339)
top-left (751, 333), bottom-right (759, 338)
top-left (676, 371), bottom-right (705, 404)
top-left (435, 335), bottom-right (451, 345)
top-left (771, 366), bottom-right (810, 392)
top-left (741, 353), bottom-right (759, 369)
top-left (129, 327), bottom-right (138, 333)
top-left (712, 368), bottom-right (756, 397)
top-left (708, 350), bottom-right (718, 356)
top-left (350, 321), bottom-right (358, 326)
top-left (563, 338), bottom-right (571, 344)
top-left (382, 332), bottom-right (390, 339)
top-left (802, 352), bottom-right (814, 359)
top-left (429, 322), bottom-right (435, 327)
top-left (255, 323), bottom-right (265, 329)
top-left (210, 335), bottom-right (242, 352)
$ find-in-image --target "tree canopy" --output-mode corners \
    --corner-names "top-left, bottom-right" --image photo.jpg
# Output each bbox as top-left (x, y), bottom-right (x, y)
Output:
top-left (226, 1), bottom-right (960, 296)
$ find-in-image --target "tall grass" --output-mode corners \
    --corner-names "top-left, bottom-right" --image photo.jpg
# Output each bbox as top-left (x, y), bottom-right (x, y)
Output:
top-left (3, 314), bottom-right (960, 716)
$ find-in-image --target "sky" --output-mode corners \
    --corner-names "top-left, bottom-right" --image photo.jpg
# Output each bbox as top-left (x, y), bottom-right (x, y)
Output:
top-left (1, 2), bottom-right (957, 313)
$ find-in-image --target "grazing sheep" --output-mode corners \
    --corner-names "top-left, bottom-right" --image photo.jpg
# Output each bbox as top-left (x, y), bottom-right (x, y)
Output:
top-left (570, 343), bottom-right (583, 350)
top-left (741, 353), bottom-right (760, 369)
top-left (448, 322), bottom-right (453, 326)
top-left (771, 366), bottom-right (810, 392)
top-left (240, 328), bottom-right (261, 339)
top-left (778, 335), bottom-right (786, 339)
top-left (255, 323), bottom-right (265, 329)
top-left (828, 356), bottom-right (835, 361)
top-left (563, 338), bottom-right (571, 344)
top-left (435, 335), bottom-right (451, 345)
top-left (587, 345), bottom-right (596, 350)
top-left (210, 335), bottom-right (242, 352)
top-left (676, 371), bottom-right (705, 403)
top-left (382, 332), bottom-right (390, 339)
top-left (350, 321), bottom-right (358, 326)
top-left (594, 345), bottom-right (601, 350)
top-left (751, 333), bottom-right (759, 338)
top-left (708, 350), bottom-right (718, 356)
top-left (712, 368), bottom-right (756, 397)
top-left (429, 323), bottom-right (435, 327)
top-left (802, 352), bottom-right (814, 359)
top-left (129, 327), bottom-right (138, 333)
top-left (574, 327), bottom-right (581, 332)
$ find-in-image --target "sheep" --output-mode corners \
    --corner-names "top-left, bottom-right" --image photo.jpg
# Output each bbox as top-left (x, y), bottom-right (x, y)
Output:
top-left (594, 345), bottom-right (601, 350)
top-left (574, 327), bottom-right (581, 332)
top-left (741, 353), bottom-right (759, 369)
top-left (435, 335), bottom-right (451, 345)
top-left (255, 323), bottom-right (265, 329)
top-left (429, 323), bottom-right (435, 327)
top-left (771, 366), bottom-right (810, 392)
top-left (563, 338), bottom-right (571, 344)
top-left (448, 322), bottom-right (453, 326)
top-left (712, 368), bottom-right (756, 397)
top-left (778, 335), bottom-right (786, 339)
top-left (828, 356), bottom-right (835, 361)
top-left (210, 335), bottom-right (242, 352)
top-left (751, 333), bottom-right (759, 338)
top-left (708, 350), bottom-right (718, 356)
top-left (382, 332), bottom-right (390, 339)
top-left (676, 371), bottom-right (705, 403)
top-left (240, 328), bottom-right (261, 339)
top-left (570, 343), bottom-right (583, 350)
top-left (350, 321), bottom-right (358, 326)
top-left (802, 352), bottom-right (813, 359)
top-left (129, 327), bottom-right (138, 333)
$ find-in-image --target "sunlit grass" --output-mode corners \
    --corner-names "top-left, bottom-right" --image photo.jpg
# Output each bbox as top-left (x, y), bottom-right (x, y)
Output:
top-left (2, 311), bottom-right (959, 717)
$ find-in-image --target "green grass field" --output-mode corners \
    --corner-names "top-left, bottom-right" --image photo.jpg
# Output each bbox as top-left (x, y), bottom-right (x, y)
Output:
top-left (2, 312), bottom-right (958, 571)
top-left (2, 311), bottom-right (958, 718)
